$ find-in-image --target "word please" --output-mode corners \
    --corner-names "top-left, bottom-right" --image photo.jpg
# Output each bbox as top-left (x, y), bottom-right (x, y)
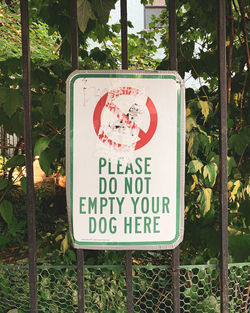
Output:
top-left (99, 157), bottom-right (151, 175)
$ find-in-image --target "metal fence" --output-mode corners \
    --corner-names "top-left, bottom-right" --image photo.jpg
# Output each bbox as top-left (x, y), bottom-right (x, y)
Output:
top-left (1, 263), bottom-right (249, 313)
top-left (14, 0), bottom-right (232, 312)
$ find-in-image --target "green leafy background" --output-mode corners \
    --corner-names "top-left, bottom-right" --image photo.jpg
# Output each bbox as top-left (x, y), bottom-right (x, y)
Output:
top-left (0, 0), bottom-right (249, 267)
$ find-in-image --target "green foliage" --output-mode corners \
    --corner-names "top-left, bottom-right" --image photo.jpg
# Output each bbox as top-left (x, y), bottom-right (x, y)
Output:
top-left (0, 186), bottom-right (26, 249)
top-left (0, 4), bottom-right (60, 61)
top-left (77, 0), bottom-right (96, 34)
top-left (0, 200), bottom-right (13, 228)
top-left (77, 0), bottom-right (117, 33)
top-left (152, 0), bottom-right (250, 264)
top-left (0, 0), bottom-right (249, 267)
top-left (3, 154), bottom-right (25, 169)
top-left (0, 178), bottom-right (8, 190)
top-left (34, 137), bottom-right (50, 156)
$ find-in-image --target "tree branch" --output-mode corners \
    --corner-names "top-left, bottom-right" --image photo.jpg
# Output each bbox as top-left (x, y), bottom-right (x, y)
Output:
top-left (240, 71), bottom-right (248, 128)
top-left (232, 0), bottom-right (240, 15)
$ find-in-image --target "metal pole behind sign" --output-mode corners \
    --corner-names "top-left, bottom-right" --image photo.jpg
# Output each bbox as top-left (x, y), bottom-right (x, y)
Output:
top-left (70, 1), bottom-right (85, 312)
top-left (20, 0), bottom-right (38, 311)
top-left (169, 1), bottom-right (180, 312)
top-left (120, 1), bottom-right (133, 312)
top-left (218, 0), bottom-right (229, 312)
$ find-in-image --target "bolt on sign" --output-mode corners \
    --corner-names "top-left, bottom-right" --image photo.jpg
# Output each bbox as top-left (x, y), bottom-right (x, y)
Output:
top-left (66, 70), bottom-right (185, 250)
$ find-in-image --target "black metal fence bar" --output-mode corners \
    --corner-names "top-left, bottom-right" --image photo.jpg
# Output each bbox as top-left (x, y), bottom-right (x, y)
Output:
top-left (20, 0), bottom-right (38, 312)
top-left (218, 0), bottom-right (229, 312)
top-left (125, 250), bottom-right (133, 313)
top-left (71, 0), bottom-right (79, 71)
top-left (169, 0), bottom-right (177, 70)
top-left (69, 1), bottom-right (85, 312)
top-left (121, 0), bottom-right (128, 70)
top-left (169, 1), bottom-right (180, 312)
top-left (120, 1), bottom-right (133, 312)
top-left (76, 249), bottom-right (85, 313)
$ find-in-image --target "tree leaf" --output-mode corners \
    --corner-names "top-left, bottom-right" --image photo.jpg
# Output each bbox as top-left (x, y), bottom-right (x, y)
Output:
top-left (188, 160), bottom-right (203, 173)
top-left (90, 0), bottom-right (116, 25)
top-left (198, 133), bottom-right (210, 155)
top-left (39, 151), bottom-right (50, 175)
top-left (187, 131), bottom-right (200, 158)
top-left (228, 133), bottom-right (246, 156)
top-left (200, 188), bottom-right (212, 216)
top-left (61, 235), bottom-right (68, 253)
top-left (0, 200), bottom-right (13, 227)
top-left (34, 137), bottom-right (50, 155)
top-left (55, 234), bottom-right (63, 242)
top-left (11, 111), bottom-right (24, 137)
top-left (209, 153), bottom-right (219, 167)
top-left (77, 0), bottom-right (96, 34)
top-left (20, 177), bottom-right (27, 193)
top-left (200, 295), bottom-right (220, 312)
top-left (0, 88), bottom-right (23, 118)
top-left (186, 115), bottom-right (197, 132)
top-left (228, 181), bottom-right (234, 190)
top-left (203, 162), bottom-right (218, 187)
top-left (0, 87), bottom-right (9, 104)
top-left (41, 94), bottom-right (54, 119)
top-left (199, 100), bottom-right (211, 122)
top-left (4, 154), bottom-right (25, 169)
top-left (230, 180), bottom-right (241, 201)
top-left (190, 174), bottom-right (198, 191)
top-left (0, 178), bottom-right (8, 190)
top-left (181, 41), bottom-right (194, 59)
top-left (4, 92), bottom-right (22, 118)
top-left (55, 91), bottom-right (66, 115)
top-left (228, 156), bottom-right (237, 177)
top-left (247, 185), bottom-right (250, 197)
top-left (111, 23), bottom-right (121, 33)
top-left (186, 107), bottom-right (191, 117)
top-left (187, 132), bottom-right (194, 158)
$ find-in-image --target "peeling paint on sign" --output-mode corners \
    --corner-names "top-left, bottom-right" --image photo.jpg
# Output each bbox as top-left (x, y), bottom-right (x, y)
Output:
top-left (93, 87), bottom-right (158, 159)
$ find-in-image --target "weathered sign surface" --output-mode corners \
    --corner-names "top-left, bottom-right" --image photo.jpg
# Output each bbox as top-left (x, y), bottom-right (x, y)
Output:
top-left (66, 70), bottom-right (185, 250)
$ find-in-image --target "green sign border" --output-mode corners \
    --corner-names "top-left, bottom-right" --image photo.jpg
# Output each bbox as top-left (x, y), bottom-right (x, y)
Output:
top-left (68, 72), bottom-right (183, 247)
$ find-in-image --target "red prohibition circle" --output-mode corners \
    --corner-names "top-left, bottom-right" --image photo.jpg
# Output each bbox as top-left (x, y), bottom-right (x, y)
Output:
top-left (93, 87), bottom-right (158, 150)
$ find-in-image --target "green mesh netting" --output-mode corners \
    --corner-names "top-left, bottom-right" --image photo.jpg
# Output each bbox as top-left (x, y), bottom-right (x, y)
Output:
top-left (0, 263), bottom-right (249, 312)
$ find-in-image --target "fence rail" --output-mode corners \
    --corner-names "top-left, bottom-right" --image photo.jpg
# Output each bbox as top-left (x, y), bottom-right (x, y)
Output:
top-left (0, 263), bottom-right (249, 313)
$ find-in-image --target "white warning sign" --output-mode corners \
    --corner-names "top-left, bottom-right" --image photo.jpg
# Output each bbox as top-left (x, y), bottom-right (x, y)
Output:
top-left (66, 70), bottom-right (185, 250)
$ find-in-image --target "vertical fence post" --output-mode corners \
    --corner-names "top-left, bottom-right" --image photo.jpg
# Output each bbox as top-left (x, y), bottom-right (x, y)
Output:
top-left (121, 0), bottom-right (128, 70)
top-left (70, 1), bottom-right (85, 312)
top-left (169, 1), bottom-right (180, 312)
top-left (218, 0), bottom-right (229, 312)
top-left (20, 0), bottom-right (38, 312)
top-left (120, 1), bottom-right (133, 312)
top-left (71, 0), bottom-right (79, 71)
top-left (169, 0), bottom-right (177, 70)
